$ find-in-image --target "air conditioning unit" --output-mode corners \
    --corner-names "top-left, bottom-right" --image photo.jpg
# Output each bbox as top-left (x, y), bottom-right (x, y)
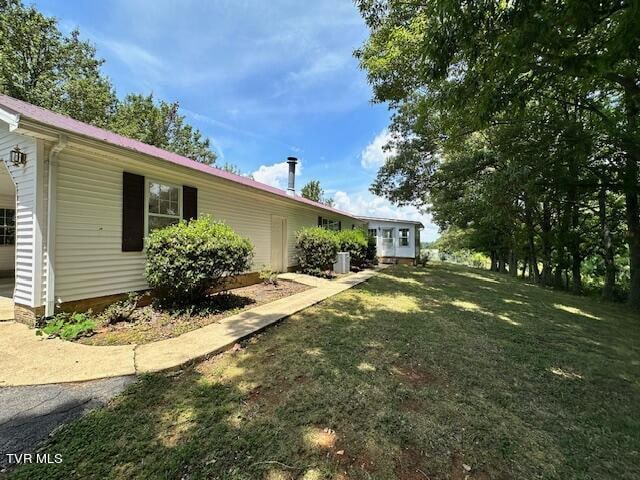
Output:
top-left (333, 252), bottom-right (350, 274)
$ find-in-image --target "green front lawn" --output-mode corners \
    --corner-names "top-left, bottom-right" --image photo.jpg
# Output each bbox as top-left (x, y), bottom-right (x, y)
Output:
top-left (8, 263), bottom-right (639, 479)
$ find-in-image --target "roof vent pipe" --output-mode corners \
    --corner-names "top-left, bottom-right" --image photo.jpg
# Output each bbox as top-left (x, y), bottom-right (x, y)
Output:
top-left (286, 156), bottom-right (297, 196)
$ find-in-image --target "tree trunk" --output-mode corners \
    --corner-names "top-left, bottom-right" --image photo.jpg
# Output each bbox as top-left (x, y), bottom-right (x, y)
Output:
top-left (540, 202), bottom-right (553, 285)
top-left (569, 201), bottom-right (582, 294)
top-left (524, 195), bottom-right (540, 283)
top-left (499, 252), bottom-right (508, 273)
top-left (623, 90), bottom-right (640, 306)
top-left (521, 257), bottom-right (528, 279)
top-left (490, 251), bottom-right (498, 271)
top-left (509, 250), bottom-right (517, 276)
top-left (599, 185), bottom-right (617, 301)
top-left (554, 264), bottom-right (564, 289)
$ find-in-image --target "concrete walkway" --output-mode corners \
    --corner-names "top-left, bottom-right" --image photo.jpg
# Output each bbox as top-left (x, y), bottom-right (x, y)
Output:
top-left (0, 269), bottom-right (379, 387)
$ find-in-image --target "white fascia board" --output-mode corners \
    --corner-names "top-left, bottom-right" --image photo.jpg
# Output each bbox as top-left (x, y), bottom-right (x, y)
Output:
top-left (0, 108), bottom-right (20, 131)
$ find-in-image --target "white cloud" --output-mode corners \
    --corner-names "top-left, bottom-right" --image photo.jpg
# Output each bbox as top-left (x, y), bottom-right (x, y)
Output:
top-left (332, 190), bottom-right (439, 242)
top-left (251, 161), bottom-right (302, 190)
top-left (361, 129), bottom-right (396, 169)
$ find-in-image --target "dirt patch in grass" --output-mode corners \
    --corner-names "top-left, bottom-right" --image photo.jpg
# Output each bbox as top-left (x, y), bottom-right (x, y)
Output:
top-left (79, 280), bottom-right (309, 346)
top-left (394, 447), bottom-right (428, 480)
top-left (393, 364), bottom-right (439, 387)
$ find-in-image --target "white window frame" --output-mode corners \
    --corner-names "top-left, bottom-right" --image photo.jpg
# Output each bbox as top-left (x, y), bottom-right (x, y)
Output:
top-left (144, 178), bottom-right (183, 235)
top-left (382, 228), bottom-right (394, 245)
top-left (399, 228), bottom-right (410, 247)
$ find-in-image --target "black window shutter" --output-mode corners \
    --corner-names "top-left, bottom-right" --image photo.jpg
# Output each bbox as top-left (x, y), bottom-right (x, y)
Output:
top-left (183, 185), bottom-right (198, 221)
top-left (338, 221), bottom-right (342, 231)
top-left (122, 172), bottom-right (145, 252)
top-left (318, 216), bottom-right (322, 227)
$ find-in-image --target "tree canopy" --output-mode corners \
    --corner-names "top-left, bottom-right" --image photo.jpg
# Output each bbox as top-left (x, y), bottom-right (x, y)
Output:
top-left (300, 180), bottom-right (334, 206)
top-left (0, 0), bottom-right (216, 164)
top-left (357, 0), bottom-right (640, 305)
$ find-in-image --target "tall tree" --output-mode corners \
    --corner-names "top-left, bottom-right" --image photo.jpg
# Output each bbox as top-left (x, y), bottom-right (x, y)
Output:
top-left (357, 0), bottom-right (640, 306)
top-left (109, 94), bottom-right (216, 165)
top-left (301, 180), bottom-right (334, 206)
top-left (0, 0), bottom-right (115, 125)
top-left (0, 0), bottom-right (217, 165)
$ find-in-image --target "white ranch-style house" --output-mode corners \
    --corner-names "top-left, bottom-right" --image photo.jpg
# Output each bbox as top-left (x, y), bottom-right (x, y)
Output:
top-left (0, 94), bottom-right (421, 324)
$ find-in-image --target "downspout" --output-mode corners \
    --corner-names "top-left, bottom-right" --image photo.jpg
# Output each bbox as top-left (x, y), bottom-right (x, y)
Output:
top-left (45, 135), bottom-right (67, 316)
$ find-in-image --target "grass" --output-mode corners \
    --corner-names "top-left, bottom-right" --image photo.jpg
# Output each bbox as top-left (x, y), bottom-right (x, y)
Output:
top-left (6, 263), bottom-right (639, 479)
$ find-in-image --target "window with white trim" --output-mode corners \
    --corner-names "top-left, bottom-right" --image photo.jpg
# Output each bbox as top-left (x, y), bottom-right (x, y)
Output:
top-left (382, 228), bottom-right (394, 245)
top-left (147, 181), bottom-right (181, 233)
top-left (367, 228), bottom-right (377, 245)
top-left (399, 228), bottom-right (410, 247)
top-left (0, 208), bottom-right (15, 245)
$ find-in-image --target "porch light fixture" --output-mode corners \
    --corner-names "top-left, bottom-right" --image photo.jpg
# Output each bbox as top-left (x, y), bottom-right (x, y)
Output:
top-left (10, 146), bottom-right (27, 167)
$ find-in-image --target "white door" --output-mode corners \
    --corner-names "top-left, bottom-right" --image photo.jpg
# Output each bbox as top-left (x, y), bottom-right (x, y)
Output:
top-left (381, 228), bottom-right (395, 257)
top-left (270, 215), bottom-right (287, 272)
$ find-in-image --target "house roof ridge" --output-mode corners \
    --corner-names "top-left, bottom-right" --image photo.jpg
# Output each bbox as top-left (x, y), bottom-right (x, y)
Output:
top-left (0, 93), bottom-right (359, 220)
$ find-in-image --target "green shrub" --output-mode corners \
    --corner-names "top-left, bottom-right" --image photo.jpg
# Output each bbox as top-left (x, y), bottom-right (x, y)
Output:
top-left (366, 235), bottom-right (377, 263)
top-left (295, 227), bottom-right (339, 275)
top-left (145, 216), bottom-right (254, 306)
top-left (36, 312), bottom-right (96, 341)
top-left (336, 229), bottom-right (368, 267)
top-left (417, 250), bottom-right (431, 267)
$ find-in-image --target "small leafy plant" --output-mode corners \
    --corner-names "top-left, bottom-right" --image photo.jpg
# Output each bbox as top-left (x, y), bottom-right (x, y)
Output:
top-left (36, 312), bottom-right (96, 341)
top-left (101, 292), bottom-right (143, 324)
top-left (259, 266), bottom-right (279, 286)
top-left (417, 250), bottom-right (431, 267)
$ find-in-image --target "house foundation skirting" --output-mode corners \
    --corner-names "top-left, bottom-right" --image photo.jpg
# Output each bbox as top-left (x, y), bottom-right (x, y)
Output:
top-left (13, 271), bottom-right (266, 326)
top-left (379, 256), bottom-right (416, 266)
top-left (14, 304), bottom-right (45, 327)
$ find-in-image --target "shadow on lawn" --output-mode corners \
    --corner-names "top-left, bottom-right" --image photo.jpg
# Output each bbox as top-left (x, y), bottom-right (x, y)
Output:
top-left (7, 263), bottom-right (640, 480)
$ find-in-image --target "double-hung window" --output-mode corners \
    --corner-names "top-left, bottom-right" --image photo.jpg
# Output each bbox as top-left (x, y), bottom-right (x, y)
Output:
top-left (0, 208), bottom-right (15, 245)
top-left (399, 228), bottom-right (410, 247)
top-left (146, 180), bottom-right (181, 233)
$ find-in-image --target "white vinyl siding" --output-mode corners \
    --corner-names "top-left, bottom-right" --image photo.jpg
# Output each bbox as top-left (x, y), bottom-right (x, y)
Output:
top-left (367, 220), bottom-right (418, 259)
top-left (54, 144), bottom-right (362, 303)
top-left (0, 126), bottom-right (44, 306)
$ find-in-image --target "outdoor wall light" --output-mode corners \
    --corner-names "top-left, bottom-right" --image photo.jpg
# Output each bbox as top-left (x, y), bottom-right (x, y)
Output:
top-left (10, 146), bottom-right (27, 167)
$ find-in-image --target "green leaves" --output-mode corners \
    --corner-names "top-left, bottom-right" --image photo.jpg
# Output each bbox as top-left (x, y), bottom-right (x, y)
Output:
top-left (0, 1), bottom-right (216, 165)
top-left (37, 312), bottom-right (96, 341)
top-left (295, 227), bottom-right (340, 275)
top-left (144, 216), bottom-right (254, 307)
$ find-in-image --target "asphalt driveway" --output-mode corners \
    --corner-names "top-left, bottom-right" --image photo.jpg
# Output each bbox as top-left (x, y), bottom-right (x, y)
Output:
top-left (0, 376), bottom-right (135, 470)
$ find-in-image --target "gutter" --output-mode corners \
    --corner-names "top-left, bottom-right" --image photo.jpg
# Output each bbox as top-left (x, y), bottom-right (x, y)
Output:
top-left (45, 135), bottom-right (67, 316)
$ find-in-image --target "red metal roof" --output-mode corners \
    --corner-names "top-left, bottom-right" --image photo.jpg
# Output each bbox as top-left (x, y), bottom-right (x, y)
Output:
top-left (0, 93), bottom-right (359, 219)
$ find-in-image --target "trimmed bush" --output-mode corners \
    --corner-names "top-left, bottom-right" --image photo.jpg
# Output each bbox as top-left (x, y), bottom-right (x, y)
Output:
top-left (295, 227), bottom-right (339, 275)
top-left (336, 229), bottom-right (368, 267)
top-left (145, 216), bottom-right (254, 306)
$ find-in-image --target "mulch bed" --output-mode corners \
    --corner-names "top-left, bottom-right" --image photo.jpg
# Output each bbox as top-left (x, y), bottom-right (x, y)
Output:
top-left (78, 280), bottom-right (310, 346)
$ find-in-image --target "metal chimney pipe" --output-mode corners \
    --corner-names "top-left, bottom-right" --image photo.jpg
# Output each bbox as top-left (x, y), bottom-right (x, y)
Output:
top-left (286, 156), bottom-right (297, 196)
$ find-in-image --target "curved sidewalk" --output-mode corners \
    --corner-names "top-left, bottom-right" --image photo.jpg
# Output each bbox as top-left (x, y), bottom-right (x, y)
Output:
top-left (0, 269), bottom-right (379, 387)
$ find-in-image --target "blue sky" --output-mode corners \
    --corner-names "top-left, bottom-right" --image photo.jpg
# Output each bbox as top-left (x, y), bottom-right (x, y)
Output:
top-left (34, 0), bottom-right (437, 240)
